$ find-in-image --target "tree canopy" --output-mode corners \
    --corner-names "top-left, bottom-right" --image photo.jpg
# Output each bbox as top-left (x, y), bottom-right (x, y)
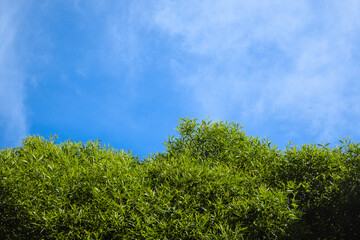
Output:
top-left (1, 117), bottom-right (360, 239)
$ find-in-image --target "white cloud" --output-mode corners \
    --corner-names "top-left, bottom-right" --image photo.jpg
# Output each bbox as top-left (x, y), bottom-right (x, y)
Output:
top-left (153, 0), bottom-right (360, 144)
top-left (0, 1), bottom-right (28, 147)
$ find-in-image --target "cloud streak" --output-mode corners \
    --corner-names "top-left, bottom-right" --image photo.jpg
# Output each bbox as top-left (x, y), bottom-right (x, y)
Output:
top-left (0, 1), bottom-right (28, 147)
top-left (153, 0), bottom-right (360, 146)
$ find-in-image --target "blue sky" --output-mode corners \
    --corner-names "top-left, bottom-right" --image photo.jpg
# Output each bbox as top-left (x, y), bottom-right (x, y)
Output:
top-left (1, 0), bottom-right (360, 157)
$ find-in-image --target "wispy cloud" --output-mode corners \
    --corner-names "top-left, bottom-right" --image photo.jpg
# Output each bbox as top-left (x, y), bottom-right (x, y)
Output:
top-left (153, 0), bottom-right (360, 145)
top-left (0, 1), bottom-right (28, 147)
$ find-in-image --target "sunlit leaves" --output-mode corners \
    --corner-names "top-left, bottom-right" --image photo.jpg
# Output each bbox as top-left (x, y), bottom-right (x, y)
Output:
top-left (1, 118), bottom-right (360, 239)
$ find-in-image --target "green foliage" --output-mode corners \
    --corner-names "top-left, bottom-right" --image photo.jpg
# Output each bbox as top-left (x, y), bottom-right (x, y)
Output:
top-left (1, 117), bottom-right (360, 239)
top-left (276, 139), bottom-right (360, 239)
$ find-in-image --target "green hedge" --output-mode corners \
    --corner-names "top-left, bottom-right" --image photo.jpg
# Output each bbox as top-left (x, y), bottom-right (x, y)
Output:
top-left (1, 118), bottom-right (359, 239)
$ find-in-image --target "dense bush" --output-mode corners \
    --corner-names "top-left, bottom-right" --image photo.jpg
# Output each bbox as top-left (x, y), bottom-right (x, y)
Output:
top-left (1, 117), bottom-right (359, 239)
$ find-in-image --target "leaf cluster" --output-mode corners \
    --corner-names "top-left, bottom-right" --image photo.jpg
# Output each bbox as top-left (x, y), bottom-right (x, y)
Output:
top-left (1, 118), bottom-right (360, 239)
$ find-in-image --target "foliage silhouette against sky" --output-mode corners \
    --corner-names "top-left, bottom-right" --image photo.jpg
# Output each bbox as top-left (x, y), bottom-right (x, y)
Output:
top-left (1, 0), bottom-right (360, 156)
